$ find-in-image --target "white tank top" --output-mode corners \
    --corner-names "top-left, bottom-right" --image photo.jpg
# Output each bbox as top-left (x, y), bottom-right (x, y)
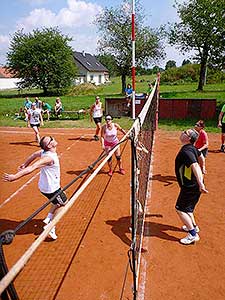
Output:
top-left (93, 103), bottom-right (103, 118)
top-left (29, 109), bottom-right (41, 125)
top-left (38, 151), bottom-right (60, 193)
top-left (104, 123), bottom-right (118, 143)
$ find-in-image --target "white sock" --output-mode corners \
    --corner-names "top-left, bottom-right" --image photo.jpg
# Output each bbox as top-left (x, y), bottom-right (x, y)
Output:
top-left (47, 213), bottom-right (54, 221)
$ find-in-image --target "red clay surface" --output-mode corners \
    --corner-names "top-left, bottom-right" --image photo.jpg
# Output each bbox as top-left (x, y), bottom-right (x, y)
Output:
top-left (0, 127), bottom-right (224, 300)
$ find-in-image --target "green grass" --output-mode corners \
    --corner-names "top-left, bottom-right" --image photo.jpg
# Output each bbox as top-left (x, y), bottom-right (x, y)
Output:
top-left (0, 77), bottom-right (224, 131)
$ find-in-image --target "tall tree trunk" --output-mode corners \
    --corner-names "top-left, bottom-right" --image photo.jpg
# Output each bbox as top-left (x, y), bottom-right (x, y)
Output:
top-left (197, 48), bottom-right (208, 91)
top-left (121, 74), bottom-right (126, 94)
top-left (43, 86), bottom-right (48, 96)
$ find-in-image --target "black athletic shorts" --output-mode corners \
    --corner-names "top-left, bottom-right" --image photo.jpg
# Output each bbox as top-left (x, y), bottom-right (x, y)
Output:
top-left (93, 117), bottom-right (102, 125)
top-left (221, 122), bottom-right (225, 133)
top-left (42, 188), bottom-right (68, 206)
top-left (175, 186), bottom-right (201, 213)
top-left (30, 123), bottom-right (40, 128)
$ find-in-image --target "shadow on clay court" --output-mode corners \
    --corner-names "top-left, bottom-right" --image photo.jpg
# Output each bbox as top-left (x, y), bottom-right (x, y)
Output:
top-left (151, 173), bottom-right (177, 186)
top-left (0, 218), bottom-right (44, 236)
top-left (66, 169), bottom-right (108, 176)
top-left (106, 215), bottom-right (180, 246)
top-left (208, 149), bottom-right (222, 153)
top-left (9, 141), bottom-right (39, 147)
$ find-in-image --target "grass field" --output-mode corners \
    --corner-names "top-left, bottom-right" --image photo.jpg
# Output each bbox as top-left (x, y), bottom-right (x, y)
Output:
top-left (0, 76), bottom-right (224, 131)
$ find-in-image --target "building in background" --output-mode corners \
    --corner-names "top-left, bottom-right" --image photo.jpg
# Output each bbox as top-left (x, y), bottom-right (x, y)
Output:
top-left (73, 51), bottom-right (109, 85)
top-left (0, 67), bottom-right (20, 90)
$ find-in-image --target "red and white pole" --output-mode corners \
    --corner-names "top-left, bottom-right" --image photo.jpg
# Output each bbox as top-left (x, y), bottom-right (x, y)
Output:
top-left (131, 0), bottom-right (136, 119)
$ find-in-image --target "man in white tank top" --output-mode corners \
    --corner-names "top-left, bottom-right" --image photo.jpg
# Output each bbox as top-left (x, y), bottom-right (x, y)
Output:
top-left (90, 96), bottom-right (103, 141)
top-left (3, 136), bottom-right (67, 240)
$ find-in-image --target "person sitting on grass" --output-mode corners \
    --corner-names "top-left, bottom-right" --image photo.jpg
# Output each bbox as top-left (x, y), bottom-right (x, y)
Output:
top-left (42, 101), bottom-right (52, 121)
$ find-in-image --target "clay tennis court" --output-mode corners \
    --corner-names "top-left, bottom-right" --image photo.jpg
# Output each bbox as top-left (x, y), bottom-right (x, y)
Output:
top-left (0, 127), bottom-right (224, 300)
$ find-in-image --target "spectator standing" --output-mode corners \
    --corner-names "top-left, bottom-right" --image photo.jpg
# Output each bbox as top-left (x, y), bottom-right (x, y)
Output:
top-left (218, 103), bottom-right (225, 152)
top-left (125, 83), bottom-right (133, 107)
top-left (3, 136), bottom-right (67, 240)
top-left (54, 97), bottom-right (63, 118)
top-left (42, 101), bottom-right (52, 121)
top-left (101, 114), bottom-right (126, 176)
top-left (175, 129), bottom-right (208, 245)
top-left (90, 96), bottom-right (103, 141)
top-left (28, 102), bottom-right (44, 144)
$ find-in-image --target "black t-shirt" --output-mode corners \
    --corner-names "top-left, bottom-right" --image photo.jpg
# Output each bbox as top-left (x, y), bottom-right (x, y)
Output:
top-left (175, 144), bottom-right (201, 188)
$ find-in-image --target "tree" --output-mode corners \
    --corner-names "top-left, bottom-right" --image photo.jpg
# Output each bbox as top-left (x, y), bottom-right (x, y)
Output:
top-left (182, 59), bottom-right (192, 66)
top-left (95, 0), bottom-right (165, 93)
top-left (165, 60), bottom-right (176, 69)
top-left (168, 0), bottom-right (224, 91)
top-left (6, 27), bottom-right (77, 95)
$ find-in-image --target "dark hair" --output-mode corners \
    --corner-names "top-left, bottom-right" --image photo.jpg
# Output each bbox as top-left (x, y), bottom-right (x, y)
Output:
top-left (195, 120), bottom-right (205, 128)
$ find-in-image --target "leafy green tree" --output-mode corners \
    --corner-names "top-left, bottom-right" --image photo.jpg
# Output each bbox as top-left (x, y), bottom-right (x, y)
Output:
top-left (6, 27), bottom-right (77, 95)
top-left (182, 59), bottom-right (192, 66)
top-left (95, 0), bottom-right (165, 93)
top-left (168, 0), bottom-right (224, 91)
top-left (165, 60), bottom-right (177, 69)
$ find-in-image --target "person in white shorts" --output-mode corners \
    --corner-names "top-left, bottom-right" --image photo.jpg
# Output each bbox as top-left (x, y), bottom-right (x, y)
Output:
top-left (28, 102), bottom-right (44, 144)
top-left (3, 136), bottom-right (68, 240)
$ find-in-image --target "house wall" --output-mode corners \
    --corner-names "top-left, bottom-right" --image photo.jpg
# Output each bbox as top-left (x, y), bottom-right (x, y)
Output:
top-left (0, 78), bottom-right (21, 90)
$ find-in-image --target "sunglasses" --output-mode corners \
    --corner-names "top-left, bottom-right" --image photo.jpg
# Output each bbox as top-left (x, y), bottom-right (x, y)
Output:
top-left (105, 118), bottom-right (112, 121)
top-left (195, 123), bottom-right (201, 127)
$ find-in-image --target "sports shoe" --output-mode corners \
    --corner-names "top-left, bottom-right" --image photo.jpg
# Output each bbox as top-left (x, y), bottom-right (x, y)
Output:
top-left (220, 144), bottom-right (225, 152)
top-left (48, 226), bottom-right (58, 240)
top-left (94, 135), bottom-right (99, 141)
top-left (180, 233), bottom-right (200, 245)
top-left (119, 168), bottom-right (125, 175)
top-left (43, 217), bottom-right (51, 225)
top-left (182, 225), bottom-right (200, 233)
top-left (108, 170), bottom-right (113, 176)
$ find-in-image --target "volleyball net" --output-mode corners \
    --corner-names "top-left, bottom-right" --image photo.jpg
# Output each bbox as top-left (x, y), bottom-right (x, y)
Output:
top-left (0, 78), bottom-right (159, 300)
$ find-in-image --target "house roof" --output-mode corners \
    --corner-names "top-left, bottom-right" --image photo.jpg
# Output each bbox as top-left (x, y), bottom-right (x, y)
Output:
top-left (73, 51), bottom-right (108, 73)
top-left (0, 67), bottom-right (14, 78)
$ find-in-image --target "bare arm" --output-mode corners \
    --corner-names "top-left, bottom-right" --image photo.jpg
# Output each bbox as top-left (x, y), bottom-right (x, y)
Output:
top-left (3, 155), bottom-right (53, 182)
top-left (191, 162), bottom-right (208, 193)
top-left (101, 125), bottom-right (106, 149)
top-left (218, 111), bottom-right (223, 127)
top-left (198, 153), bottom-right (206, 174)
top-left (115, 123), bottom-right (126, 135)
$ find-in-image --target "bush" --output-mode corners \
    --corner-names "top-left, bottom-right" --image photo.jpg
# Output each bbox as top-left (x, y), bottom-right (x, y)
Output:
top-left (69, 83), bottom-right (99, 96)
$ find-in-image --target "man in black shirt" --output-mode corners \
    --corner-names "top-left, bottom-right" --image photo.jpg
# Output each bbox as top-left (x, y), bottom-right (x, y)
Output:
top-left (175, 129), bottom-right (208, 245)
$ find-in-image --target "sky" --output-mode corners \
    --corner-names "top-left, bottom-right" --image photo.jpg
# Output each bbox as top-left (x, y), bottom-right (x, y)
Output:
top-left (0, 0), bottom-right (188, 68)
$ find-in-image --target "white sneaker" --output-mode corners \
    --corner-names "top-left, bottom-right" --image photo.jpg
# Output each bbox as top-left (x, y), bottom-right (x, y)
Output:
top-left (182, 225), bottom-right (200, 233)
top-left (48, 226), bottom-right (58, 240)
top-left (43, 217), bottom-right (51, 225)
top-left (180, 233), bottom-right (200, 245)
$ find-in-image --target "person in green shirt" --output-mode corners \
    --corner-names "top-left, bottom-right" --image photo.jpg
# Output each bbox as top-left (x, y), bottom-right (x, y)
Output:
top-left (218, 103), bottom-right (225, 152)
top-left (42, 101), bottom-right (52, 121)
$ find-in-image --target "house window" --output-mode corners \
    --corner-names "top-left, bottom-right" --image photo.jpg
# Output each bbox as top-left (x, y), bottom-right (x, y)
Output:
top-left (90, 75), bottom-right (94, 81)
top-left (98, 75), bottom-right (102, 83)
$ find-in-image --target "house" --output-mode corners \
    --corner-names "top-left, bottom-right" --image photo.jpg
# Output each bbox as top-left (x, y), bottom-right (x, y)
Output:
top-left (0, 67), bottom-right (21, 90)
top-left (73, 51), bottom-right (109, 85)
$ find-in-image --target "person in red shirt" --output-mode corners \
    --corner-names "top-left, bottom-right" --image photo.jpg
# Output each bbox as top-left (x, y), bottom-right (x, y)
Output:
top-left (194, 120), bottom-right (208, 173)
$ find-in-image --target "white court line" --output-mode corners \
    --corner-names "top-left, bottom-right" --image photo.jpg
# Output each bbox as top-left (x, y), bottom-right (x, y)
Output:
top-left (0, 136), bottom-right (86, 209)
top-left (137, 136), bottom-right (156, 300)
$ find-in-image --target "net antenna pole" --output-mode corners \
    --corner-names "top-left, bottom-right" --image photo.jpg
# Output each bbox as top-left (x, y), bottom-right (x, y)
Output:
top-left (131, 0), bottom-right (136, 120)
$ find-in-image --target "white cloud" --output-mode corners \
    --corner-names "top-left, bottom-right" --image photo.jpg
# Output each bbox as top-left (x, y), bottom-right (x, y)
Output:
top-left (16, 0), bottom-right (102, 31)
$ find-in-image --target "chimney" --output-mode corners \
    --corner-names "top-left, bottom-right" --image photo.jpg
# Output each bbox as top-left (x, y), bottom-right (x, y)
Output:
top-left (82, 51), bottom-right (85, 57)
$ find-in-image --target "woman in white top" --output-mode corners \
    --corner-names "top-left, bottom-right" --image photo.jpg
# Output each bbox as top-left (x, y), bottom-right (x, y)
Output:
top-left (28, 102), bottom-right (44, 144)
top-left (3, 136), bottom-right (68, 240)
top-left (90, 96), bottom-right (103, 141)
top-left (101, 114), bottom-right (126, 176)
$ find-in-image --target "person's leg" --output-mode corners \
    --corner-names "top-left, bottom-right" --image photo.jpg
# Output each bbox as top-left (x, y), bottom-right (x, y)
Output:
top-left (115, 148), bottom-right (125, 174)
top-left (95, 122), bottom-right (101, 136)
top-left (32, 126), bottom-right (40, 143)
top-left (176, 210), bottom-right (194, 230)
